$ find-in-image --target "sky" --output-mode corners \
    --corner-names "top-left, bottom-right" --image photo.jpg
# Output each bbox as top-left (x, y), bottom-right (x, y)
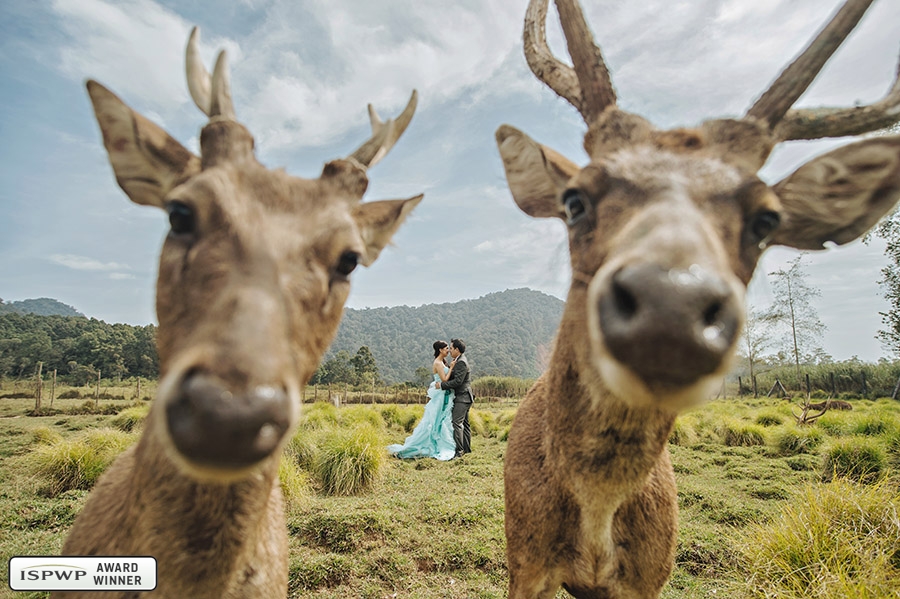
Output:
top-left (2, 0), bottom-right (899, 363)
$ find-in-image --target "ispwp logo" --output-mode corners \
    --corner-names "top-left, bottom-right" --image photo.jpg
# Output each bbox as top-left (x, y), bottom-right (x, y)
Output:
top-left (9, 557), bottom-right (157, 592)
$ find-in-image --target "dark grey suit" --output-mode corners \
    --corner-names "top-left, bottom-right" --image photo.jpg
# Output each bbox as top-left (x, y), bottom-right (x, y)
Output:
top-left (440, 353), bottom-right (472, 454)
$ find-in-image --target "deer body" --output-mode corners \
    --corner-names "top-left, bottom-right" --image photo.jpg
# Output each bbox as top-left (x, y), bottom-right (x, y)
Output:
top-left (54, 28), bottom-right (421, 599)
top-left (499, 1), bottom-right (900, 597)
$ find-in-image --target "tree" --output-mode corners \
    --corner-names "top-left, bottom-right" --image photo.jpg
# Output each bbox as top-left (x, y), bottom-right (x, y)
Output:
top-left (871, 208), bottom-right (900, 356)
top-left (351, 346), bottom-right (381, 386)
top-left (765, 255), bottom-right (826, 389)
top-left (739, 304), bottom-right (773, 396)
top-left (314, 351), bottom-right (355, 385)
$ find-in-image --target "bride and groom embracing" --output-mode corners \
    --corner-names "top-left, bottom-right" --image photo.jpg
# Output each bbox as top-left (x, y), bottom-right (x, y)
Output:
top-left (387, 338), bottom-right (473, 461)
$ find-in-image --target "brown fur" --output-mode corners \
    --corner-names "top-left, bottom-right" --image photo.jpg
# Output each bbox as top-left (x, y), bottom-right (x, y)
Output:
top-left (808, 400), bottom-right (853, 411)
top-left (498, 1), bottom-right (900, 597)
top-left (54, 35), bottom-right (421, 599)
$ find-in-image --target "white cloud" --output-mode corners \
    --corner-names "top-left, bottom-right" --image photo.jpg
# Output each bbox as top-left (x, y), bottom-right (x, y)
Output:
top-left (51, 0), bottom-right (240, 118)
top-left (49, 254), bottom-right (130, 272)
top-left (109, 273), bottom-right (137, 280)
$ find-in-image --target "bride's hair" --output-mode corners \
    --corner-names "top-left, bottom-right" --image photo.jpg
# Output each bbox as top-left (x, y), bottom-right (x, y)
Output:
top-left (433, 340), bottom-right (448, 357)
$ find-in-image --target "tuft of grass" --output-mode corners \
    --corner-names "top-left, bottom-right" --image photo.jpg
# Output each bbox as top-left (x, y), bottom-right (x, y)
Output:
top-left (24, 427), bottom-right (135, 496)
top-left (719, 418), bottom-right (767, 447)
top-left (286, 430), bottom-right (318, 469)
top-left (109, 404), bottom-right (150, 432)
top-left (340, 405), bottom-right (386, 430)
top-left (670, 418), bottom-right (697, 446)
top-left (772, 424), bottom-right (824, 456)
top-left (32, 426), bottom-right (63, 445)
top-left (278, 454), bottom-right (310, 508)
top-left (312, 424), bottom-right (386, 496)
top-left (300, 402), bottom-right (340, 430)
top-left (754, 410), bottom-right (784, 427)
top-left (470, 409), bottom-right (500, 438)
top-left (731, 478), bottom-right (900, 599)
top-left (822, 438), bottom-right (888, 484)
top-left (377, 404), bottom-right (422, 432)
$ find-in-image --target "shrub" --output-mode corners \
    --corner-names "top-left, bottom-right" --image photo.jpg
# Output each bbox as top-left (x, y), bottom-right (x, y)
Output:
top-left (311, 423), bottom-right (385, 496)
top-left (719, 419), bottom-right (766, 447)
top-left (25, 428), bottom-right (135, 496)
top-left (732, 478), bottom-right (900, 599)
top-left (57, 390), bottom-right (82, 399)
top-left (821, 438), bottom-right (887, 484)
top-left (772, 425), bottom-right (824, 456)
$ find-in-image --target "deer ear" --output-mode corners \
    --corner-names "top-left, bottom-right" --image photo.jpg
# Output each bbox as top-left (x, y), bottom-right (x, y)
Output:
top-left (352, 194), bottom-right (424, 266)
top-left (771, 136), bottom-right (900, 250)
top-left (86, 80), bottom-right (200, 208)
top-left (496, 125), bottom-right (576, 219)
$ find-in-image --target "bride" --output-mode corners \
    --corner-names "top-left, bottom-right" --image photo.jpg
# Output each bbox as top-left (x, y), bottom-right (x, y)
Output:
top-left (387, 341), bottom-right (457, 460)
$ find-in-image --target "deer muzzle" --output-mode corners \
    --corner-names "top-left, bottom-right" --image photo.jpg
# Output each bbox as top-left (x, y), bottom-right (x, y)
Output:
top-left (165, 372), bottom-right (292, 469)
top-left (597, 263), bottom-right (741, 387)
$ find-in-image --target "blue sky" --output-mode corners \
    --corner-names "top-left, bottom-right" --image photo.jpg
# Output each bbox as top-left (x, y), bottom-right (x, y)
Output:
top-left (2, 0), bottom-right (899, 363)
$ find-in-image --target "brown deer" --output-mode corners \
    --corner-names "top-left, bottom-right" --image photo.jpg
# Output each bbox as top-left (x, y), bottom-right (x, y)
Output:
top-left (496, 0), bottom-right (900, 597)
top-left (54, 28), bottom-right (421, 599)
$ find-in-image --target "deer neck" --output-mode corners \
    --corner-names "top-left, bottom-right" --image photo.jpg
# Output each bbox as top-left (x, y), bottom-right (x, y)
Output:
top-left (547, 288), bottom-right (676, 501)
top-left (128, 414), bottom-right (283, 574)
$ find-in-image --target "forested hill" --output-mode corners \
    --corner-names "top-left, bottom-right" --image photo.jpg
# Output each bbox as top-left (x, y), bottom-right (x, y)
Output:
top-left (0, 298), bottom-right (84, 317)
top-left (326, 288), bottom-right (565, 384)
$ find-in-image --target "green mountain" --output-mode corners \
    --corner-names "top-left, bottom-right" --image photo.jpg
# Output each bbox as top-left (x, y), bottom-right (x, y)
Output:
top-left (0, 298), bottom-right (84, 317)
top-left (326, 288), bottom-right (565, 384)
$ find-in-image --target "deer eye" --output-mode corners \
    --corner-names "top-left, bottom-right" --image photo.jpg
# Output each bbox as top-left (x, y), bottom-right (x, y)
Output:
top-left (563, 190), bottom-right (587, 226)
top-left (166, 201), bottom-right (196, 236)
top-left (748, 210), bottom-right (780, 244)
top-left (334, 251), bottom-right (360, 279)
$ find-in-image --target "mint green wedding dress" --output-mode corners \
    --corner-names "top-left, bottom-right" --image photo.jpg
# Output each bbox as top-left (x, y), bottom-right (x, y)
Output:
top-left (387, 368), bottom-right (456, 460)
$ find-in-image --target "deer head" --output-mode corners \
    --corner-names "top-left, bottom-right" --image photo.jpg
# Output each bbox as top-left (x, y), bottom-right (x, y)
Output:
top-left (498, 0), bottom-right (900, 409)
top-left (86, 28), bottom-right (422, 480)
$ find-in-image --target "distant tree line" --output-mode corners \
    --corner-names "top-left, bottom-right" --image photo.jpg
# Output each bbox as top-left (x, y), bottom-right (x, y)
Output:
top-left (0, 313), bottom-right (157, 383)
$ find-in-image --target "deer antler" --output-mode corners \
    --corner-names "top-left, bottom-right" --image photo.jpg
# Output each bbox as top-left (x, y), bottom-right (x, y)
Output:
top-left (186, 27), bottom-right (236, 120)
top-left (348, 90), bottom-right (418, 169)
top-left (745, 0), bottom-right (900, 139)
top-left (524, 0), bottom-right (616, 124)
top-left (775, 58), bottom-right (900, 140)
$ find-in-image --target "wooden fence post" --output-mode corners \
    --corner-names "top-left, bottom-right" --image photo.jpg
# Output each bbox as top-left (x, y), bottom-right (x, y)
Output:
top-left (34, 362), bottom-right (43, 411)
top-left (752, 375), bottom-right (758, 398)
top-left (95, 370), bottom-right (101, 408)
top-left (50, 369), bottom-right (57, 407)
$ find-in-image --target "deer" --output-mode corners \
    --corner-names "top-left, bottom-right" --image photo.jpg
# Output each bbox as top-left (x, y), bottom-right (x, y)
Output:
top-left (496, 0), bottom-right (900, 597)
top-left (53, 27), bottom-right (421, 599)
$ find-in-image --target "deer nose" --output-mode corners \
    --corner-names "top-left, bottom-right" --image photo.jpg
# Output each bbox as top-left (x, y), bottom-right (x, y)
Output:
top-left (165, 373), bottom-right (292, 469)
top-left (598, 264), bottom-right (740, 386)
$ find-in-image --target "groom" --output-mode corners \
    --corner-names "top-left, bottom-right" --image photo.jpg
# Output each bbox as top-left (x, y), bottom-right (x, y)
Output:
top-left (439, 338), bottom-right (472, 458)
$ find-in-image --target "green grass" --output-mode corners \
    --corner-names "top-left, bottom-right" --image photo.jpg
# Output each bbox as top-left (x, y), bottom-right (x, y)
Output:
top-left (731, 477), bottom-right (900, 599)
top-left (1, 396), bottom-right (899, 599)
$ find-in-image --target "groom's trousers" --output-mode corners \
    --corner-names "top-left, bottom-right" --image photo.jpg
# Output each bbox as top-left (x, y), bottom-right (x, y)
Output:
top-left (451, 399), bottom-right (472, 454)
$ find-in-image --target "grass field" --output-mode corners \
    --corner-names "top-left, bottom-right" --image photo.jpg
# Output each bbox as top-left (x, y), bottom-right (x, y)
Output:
top-left (1, 395), bottom-right (898, 599)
